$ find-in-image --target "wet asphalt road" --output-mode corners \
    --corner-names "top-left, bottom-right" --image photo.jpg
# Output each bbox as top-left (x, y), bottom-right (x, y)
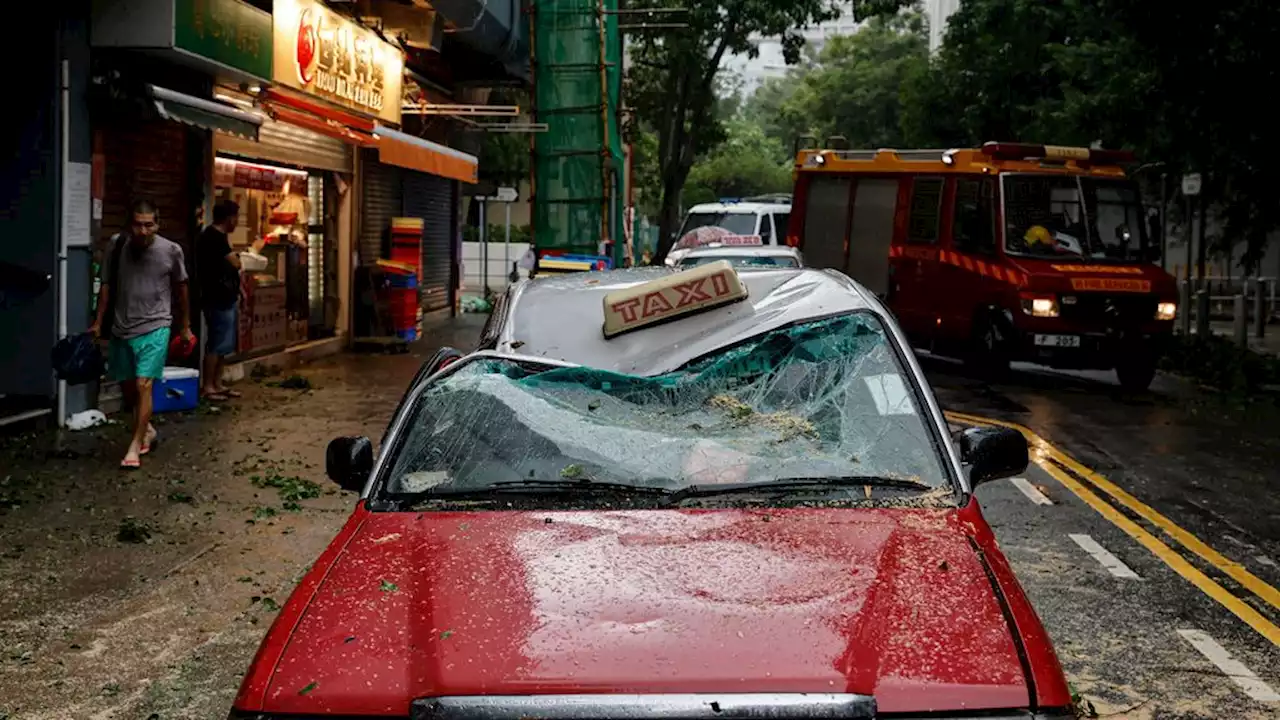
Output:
top-left (5, 314), bottom-right (1274, 718)
top-left (929, 357), bottom-right (1280, 717)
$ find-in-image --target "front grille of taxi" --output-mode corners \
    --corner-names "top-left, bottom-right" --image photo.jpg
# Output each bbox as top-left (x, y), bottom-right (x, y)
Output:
top-left (411, 694), bottom-right (875, 720)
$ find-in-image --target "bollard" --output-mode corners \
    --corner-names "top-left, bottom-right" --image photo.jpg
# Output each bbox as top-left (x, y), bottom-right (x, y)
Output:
top-left (1195, 289), bottom-right (1211, 340)
top-left (1233, 294), bottom-right (1247, 347)
top-left (1179, 280), bottom-right (1192, 336)
top-left (1255, 280), bottom-right (1267, 339)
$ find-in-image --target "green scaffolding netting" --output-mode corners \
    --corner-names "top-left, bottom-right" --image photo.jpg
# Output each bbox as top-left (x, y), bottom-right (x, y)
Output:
top-left (532, 0), bottom-right (624, 260)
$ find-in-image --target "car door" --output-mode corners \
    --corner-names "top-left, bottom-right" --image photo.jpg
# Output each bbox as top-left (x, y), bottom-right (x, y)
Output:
top-left (758, 213), bottom-right (774, 245)
top-left (893, 176), bottom-right (945, 336)
top-left (942, 176), bottom-right (999, 340)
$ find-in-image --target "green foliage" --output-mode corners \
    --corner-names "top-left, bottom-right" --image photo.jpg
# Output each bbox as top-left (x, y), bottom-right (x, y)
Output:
top-left (684, 120), bottom-right (793, 203)
top-left (626, 0), bottom-right (843, 262)
top-left (861, 0), bottom-right (1280, 271)
top-left (1160, 334), bottom-right (1280, 394)
top-left (462, 224), bottom-right (533, 246)
top-left (476, 88), bottom-right (530, 187)
top-left (773, 11), bottom-right (928, 150)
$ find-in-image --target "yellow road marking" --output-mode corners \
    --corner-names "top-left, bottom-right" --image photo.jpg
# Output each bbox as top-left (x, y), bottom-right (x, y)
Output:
top-left (947, 410), bottom-right (1280, 647)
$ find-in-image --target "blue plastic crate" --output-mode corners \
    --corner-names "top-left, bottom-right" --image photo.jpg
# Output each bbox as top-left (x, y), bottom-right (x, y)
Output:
top-left (386, 274), bottom-right (419, 289)
top-left (153, 366), bottom-right (199, 413)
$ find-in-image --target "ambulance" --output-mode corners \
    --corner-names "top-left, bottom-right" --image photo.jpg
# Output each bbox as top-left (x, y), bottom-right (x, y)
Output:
top-left (787, 141), bottom-right (1178, 391)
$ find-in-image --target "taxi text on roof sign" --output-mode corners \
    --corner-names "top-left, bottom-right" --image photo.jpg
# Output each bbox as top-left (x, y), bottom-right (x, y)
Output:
top-left (716, 234), bottom-right (763, 246)
top-left (602, 261), bottom-right (749, 338)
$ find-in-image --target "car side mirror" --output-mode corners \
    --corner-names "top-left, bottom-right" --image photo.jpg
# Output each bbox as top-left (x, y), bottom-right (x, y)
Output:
top-left (326, 436), bottom-right (373, 493)
top-left (957, 426), bottom-right (1028, 488)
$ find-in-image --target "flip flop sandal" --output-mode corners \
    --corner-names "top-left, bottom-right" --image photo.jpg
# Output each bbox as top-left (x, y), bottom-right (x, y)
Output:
top-left (120, 457), bottom-right (141, 469)
top-left (223, 389), bottom-right (243, 398)
top-left (204, 391), bottom-right (230, 402)
top-left (140, 430), bottom-right (158, 456)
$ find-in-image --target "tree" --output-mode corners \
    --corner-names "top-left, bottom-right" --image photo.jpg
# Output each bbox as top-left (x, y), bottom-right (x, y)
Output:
top-left (867, 0), bottom-right (1280, 272)
top-left (475, 88), bottom-right (530, 188)
top-left (777, 11), bottom-right (928, 149)
top-left (684, 119), bottom-right (794, 203)
top-left (627, 0), bottom-right (842, 263)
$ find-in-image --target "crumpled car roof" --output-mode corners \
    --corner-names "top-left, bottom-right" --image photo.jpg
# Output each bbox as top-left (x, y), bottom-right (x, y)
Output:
top-left (497, 267), bottom-right (879, 376)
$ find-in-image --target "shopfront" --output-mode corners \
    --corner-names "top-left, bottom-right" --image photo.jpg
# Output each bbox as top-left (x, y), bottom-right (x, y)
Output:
top-left (88, 0), bottom-right (274, 399)
top-left (202, 0), bottom-right (406, 360)
top-left (210, 87), bottom-right (364, 359)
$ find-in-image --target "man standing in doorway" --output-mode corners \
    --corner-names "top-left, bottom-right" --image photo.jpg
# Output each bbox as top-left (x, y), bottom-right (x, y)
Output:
top-left (196, 200), bottom-right (243, 401)
top-left (90, 199), bottom-right (194, 469)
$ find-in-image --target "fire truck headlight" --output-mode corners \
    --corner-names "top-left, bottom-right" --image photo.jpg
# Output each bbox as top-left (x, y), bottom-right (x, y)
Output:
top-left (1021, 296), bottom-right (1060, 318)
top-left (1156, 302), bottom-right (1177, 321)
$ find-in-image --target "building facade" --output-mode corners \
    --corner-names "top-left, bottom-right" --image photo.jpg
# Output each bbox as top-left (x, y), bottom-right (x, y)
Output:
top-left (0, 0), bottom-right (525, 428)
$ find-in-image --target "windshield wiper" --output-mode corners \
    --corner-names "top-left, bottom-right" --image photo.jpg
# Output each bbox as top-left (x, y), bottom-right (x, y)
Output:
top-left (668, 475), bottom-right (934, 502)
top-left (402, 478), bottom-right (674, 501)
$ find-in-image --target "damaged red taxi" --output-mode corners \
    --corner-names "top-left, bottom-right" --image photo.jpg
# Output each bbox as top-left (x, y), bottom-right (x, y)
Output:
top-left (231, 261), bottom-right (1074, 720)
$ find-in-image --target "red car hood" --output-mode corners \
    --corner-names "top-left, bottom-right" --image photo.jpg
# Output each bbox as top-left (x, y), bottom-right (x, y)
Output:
top-left (262, 509), bottom-right (1028, 715)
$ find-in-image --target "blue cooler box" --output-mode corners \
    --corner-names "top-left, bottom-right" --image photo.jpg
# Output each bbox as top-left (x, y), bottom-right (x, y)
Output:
top-left (153, 366), bottom-right (199, 413)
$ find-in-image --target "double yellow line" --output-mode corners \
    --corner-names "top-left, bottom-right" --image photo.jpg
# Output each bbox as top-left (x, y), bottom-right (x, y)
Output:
top-left (946, 410), bottom-right (1280, 647)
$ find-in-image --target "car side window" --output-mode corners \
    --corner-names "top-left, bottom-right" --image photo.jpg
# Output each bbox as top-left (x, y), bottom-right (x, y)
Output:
top-left (953, 177), bottom-right (997, 255)
top-left (758, 213), bottom-right (773, 244)
top-left (773, 212), bottom-right (791, 243)
top-left (907, 177), bottom-right (944, 244)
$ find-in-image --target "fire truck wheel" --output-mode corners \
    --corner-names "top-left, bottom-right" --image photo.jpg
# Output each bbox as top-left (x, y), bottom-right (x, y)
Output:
top-left (965, 316), bottom-right (1011, 379)
top-left (1115, 353), bottom-right (1157, 392)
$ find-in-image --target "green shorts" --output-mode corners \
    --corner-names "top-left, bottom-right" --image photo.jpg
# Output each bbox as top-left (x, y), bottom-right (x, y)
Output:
top-left (108, 327), bottom-right (170, 382)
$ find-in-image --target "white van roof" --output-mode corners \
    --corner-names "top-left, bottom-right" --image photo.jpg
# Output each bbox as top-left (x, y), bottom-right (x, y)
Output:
top-left (685, 200), bottom-right (791, 214)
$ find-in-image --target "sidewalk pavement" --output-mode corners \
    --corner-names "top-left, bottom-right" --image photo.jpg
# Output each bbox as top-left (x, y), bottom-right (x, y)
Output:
top-left (0, 314), bottom-right (485, 720)
top-left (1206, 321), bottom-right (1280, 357)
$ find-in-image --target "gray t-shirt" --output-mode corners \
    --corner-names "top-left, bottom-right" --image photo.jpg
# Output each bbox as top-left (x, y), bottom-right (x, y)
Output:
top-left (101, 234), bottom-right (189, 339)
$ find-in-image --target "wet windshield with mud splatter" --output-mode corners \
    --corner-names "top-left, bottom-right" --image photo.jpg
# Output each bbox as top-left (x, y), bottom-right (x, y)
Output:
top-left (383, 314), bottom-right (947, 499)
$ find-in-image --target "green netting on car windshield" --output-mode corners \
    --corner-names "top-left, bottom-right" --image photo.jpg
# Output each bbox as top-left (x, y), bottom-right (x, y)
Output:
top-left (389, 314), bottom-right (948, 494)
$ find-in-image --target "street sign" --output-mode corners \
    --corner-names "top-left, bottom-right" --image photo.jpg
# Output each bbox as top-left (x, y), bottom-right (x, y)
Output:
top-left (1181, 173), bottom-right (1202, 196)
top-left (496, 186), bottom-right (518, 203)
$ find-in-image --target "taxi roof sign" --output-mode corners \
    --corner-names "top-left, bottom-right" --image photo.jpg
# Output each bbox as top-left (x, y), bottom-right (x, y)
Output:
top-left (602, 260), bottom-right (749, 338)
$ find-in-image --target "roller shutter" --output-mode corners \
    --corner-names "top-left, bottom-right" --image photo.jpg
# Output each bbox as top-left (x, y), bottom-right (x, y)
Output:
top-left (214, 119), bottom-right (352, 173)
top-left (360, 150), bottom-right (402, 266)
top-left (402, 171), bottom-right (456, 312)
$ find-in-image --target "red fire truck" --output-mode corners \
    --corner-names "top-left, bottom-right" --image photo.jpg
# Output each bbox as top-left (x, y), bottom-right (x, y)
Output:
top-left (787, 141), bottom-right (1178, 391)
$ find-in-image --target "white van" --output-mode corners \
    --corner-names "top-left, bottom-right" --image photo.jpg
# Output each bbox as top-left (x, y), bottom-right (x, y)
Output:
top-left (667, 196), bottom-right (792, 265)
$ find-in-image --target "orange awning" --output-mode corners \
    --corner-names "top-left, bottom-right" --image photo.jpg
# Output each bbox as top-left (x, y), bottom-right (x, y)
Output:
top-left (374, 124), bottom-right (479, 184)
top-left (262, 88), bottom-right (376, 133)
top-left (266, 104), bottom-right (377, 147)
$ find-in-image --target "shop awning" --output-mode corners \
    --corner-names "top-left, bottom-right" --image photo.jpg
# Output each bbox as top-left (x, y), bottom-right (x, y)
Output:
top-left (266, 105), bottom-right (378, 147)
top-left (373, 124), bottom-right (479, 184)
top-left (147, 84), bottom-right (263, 141)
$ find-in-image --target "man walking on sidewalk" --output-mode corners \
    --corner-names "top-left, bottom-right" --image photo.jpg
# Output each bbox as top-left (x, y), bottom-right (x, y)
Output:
top-left (90, 199), bottom-right (194, 469)
top-left (196, 200), bottom-right (243, 401)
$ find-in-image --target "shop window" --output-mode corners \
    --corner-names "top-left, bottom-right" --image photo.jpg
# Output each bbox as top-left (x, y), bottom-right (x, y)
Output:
top-left (906, 177), bottom-right (944, 244)
top-left (213, 156), bottom-right (335, 353)
top-left (952, 177), bottom-right (996, 255)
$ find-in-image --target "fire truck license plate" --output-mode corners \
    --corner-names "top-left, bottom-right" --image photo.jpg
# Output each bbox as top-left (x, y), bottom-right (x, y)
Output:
top-left (1034, 334), bottom-right (1081, 348)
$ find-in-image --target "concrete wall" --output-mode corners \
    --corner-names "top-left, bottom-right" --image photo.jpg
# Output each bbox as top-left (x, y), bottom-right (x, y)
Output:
top-left (459, 240), bottom-right (530, 297)
top-left (0, 2), bottom-right (93, 420)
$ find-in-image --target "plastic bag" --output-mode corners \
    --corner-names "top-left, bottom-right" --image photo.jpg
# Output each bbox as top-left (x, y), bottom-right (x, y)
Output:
top-left (51, 332), bottom-right (105, 385)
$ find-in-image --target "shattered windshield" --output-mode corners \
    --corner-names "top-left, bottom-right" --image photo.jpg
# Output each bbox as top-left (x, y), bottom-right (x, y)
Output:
top-left (1002, 175), bottom-right (1152, 262)
top-left (380, 314), bottom-right (949, 503)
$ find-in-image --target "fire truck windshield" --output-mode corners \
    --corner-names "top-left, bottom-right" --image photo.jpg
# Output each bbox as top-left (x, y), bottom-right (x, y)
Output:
top-left (1002, 174), bottom-right (1152, 263)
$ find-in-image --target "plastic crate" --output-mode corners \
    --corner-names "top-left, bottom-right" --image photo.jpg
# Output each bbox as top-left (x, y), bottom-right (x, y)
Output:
top-left (153, 366), bottom-right (199, 413)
